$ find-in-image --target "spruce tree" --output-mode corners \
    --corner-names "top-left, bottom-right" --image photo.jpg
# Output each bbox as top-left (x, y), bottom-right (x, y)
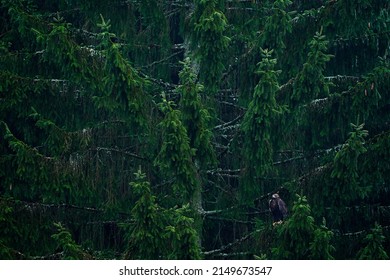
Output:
top-left (0, 0), bottom-right (389, 260)
top-left (124, 169), bottom-right (201, 259)
top-left (292, 30), bottom-right (333, 105)
top-left (357, 223), bottom-right (389, 260)
top-left (271, 195), bottom-right (315, 259)
top-left (271, 195), bottom-right (335, 260)
top-left (241, 49), bottom-right (283, 201)
top-left (190, 0), bottom-right (230, 94)
top-left (154, 96), bottom-right (197, 204)
top-left (178, 57), bottom-right (215, 169)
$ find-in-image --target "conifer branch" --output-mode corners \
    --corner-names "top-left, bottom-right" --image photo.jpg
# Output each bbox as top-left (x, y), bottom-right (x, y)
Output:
top-left (324, 75), bottom-right (361, 82)
top-left (335, 225), bottom-right (390, 238)
top-left (140, 51), bottom-right (184, 69)
top-left (206, 216), bottom-right (256, 225)
top-left (220, 100), bottom-right (245, 110)
top-left (32, 252), bottom-right (65, 260)
top-left (227, 7), bottom-right (258, 12)
top-left (0, 244), bottom-right (66, 260)
top-left (272, 155), bottom-right (305, 165)
top-left (207, 168), bottom-right (241, 174)
top-left (201, 206), bottom-right (239, 216)
top-left (214, 114), bottom-right (244, 130)
top-left (210, 252), bottom-right (252, 257)
top-left (0, 243), bottom-right (26, 259)
top-left (203, 229), bottom-right (261, 256)
top-left (90, 147), bottom-right (146, 160)
top-left (139, 72), bottom-right (177, 90)
top-left (0, 197), bottom-right (132, 217)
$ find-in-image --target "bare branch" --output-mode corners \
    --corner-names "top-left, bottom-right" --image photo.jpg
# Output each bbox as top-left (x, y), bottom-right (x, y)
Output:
top-left (336, 225), bottom-right (390, 238)
top-left (202, 205), bottom-right (239, 216)
top-left (139, 72), bottom-right (177, 90)
top-left (210, 252), bottom-right (252, 258)
top-left (214, 114), bottom-right (244, 131)
top-left (325, 75), bottom-right (361, 82)
top-left (203, 229), bottom-right (261, 256)
top-left (140, 51), bottom-right (184, 70)
top-left (273, 155), bottom-right (305, 166)
top-left (90, 147), bottom-right (146, 160)
top-left (206, 216), bottom-right (256, 224)
top-left (0, 197), bottom-right (132, 217)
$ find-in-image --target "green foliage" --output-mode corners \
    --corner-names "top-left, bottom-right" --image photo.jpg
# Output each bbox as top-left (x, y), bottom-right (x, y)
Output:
top-left (271, 195), bottom-right (335, 260)
top-left (260, 0), bottom-right (292, 56)
top-left (272, 195), bottom-right (315, 259)
top-left (135, 0), bottom-right (171, 79)
top-left (331, 123), bottom-right (370, 204)
top-left (178, 57), bottom-right (216, 169)
top-left (191, 0), bottom-right (230, 93)
top-left (94, 15), bottom-right (146, 125)
top-left (332, 0), bottom-right (376, 37)
top-left (138, 0), bottom-right (166, 29)
top-left (254, 254), bottom-right (268, 260)
top-left (124, 169), bottom-right (201, 259)
top-left (31, 112), bottom-right (71, 156)
top-left (1, 0), bottom-right (153, 259)
top-left (30, 10), bottom-right (92, 85)
top-left (0, 198), bottom-right (19, 259)
top-left (124, 169), bottom-right (165, 259)
top-left (305, 123), bottom-right (372, 227)
top-left (0, 0), bottom-right (389, 261)
top-left (155, 96), bottom-right (198, 203)
top-left (1, 121), bottom-right (52, 200)
top-left (357, 223), bottom-right (389, 260)
top-left (292, 29), bottom-right (333, 105)
top-left (351, 57), bottom-right (389, 121)
top-left (241, 49), bottom-right (284, 200)
top-left (164, 205), bottom-right (202, 260)
top-left (51, 222), bottom-right (90, 260)
top-left (309, 219), bottom-right (335, 260)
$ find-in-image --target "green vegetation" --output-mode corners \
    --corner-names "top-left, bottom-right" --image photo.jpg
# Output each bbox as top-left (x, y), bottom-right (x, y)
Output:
top-left (0, 0), bottom-right (389, 259)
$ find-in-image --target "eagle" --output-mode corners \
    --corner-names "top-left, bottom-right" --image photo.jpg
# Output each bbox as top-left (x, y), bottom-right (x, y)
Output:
top-left (269, 193), bottom-right (288, 225)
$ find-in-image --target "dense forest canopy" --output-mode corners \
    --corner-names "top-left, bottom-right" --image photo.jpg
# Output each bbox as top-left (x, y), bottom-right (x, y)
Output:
top-left (0, 0), bottom-right (389, 260)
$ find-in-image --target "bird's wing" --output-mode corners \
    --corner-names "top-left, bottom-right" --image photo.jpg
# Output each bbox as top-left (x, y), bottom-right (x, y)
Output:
top-left (269, 199), bottom-right (276, 212)
top-left (278, 198), bottom-right (288, 216)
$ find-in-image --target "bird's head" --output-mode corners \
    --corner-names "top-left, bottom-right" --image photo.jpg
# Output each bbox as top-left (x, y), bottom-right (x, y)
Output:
top-left (271, 193), bottom-right (279, 199)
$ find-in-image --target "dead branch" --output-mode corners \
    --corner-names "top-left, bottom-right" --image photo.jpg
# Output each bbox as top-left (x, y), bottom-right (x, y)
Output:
top-left (91, 147), bottom-right (146, 160)
top-left (203, 229), bottom-right (261, 256)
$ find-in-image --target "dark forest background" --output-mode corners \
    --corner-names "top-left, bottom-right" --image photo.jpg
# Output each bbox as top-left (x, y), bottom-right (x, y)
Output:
top-left (0, 0), bottom-right (389, 260)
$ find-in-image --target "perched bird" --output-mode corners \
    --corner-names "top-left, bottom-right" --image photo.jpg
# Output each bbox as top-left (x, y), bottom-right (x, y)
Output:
top-left (269, 193), bottom-right (288, 226)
